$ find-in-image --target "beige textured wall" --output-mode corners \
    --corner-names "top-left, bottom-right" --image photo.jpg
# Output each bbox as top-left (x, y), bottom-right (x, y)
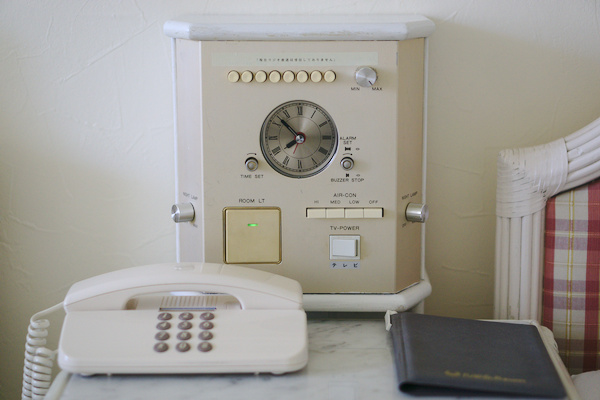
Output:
top-left (1, 1), bottom-right (599, 398)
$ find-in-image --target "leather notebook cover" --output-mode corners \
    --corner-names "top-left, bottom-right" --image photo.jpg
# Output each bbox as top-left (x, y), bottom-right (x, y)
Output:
top-left (389, 313), bottom-right (566, 398)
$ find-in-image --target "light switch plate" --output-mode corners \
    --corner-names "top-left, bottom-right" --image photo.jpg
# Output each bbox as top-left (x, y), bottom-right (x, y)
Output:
top-left (224, 207), bottom-right (281, 264)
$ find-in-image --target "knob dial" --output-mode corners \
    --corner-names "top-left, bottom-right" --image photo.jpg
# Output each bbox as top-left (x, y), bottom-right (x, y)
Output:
top-left (405, 203), bottom-right (429, 223)
top-left (171, 203), bottom-right (195, 223)
top-left (245, 157), bottom-right (259, 171)
top-left (355, 67), bottom-right (377, 87)
top-left (340, 157), bottom-right (354, 171)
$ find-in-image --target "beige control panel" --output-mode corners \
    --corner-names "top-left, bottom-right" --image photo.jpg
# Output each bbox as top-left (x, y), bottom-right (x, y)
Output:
top-left (171, 38), bottom-right (428, 296)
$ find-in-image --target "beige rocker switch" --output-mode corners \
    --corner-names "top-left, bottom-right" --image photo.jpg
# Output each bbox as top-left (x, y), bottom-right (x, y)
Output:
top-left (223, 207), bottom-right (281, 264)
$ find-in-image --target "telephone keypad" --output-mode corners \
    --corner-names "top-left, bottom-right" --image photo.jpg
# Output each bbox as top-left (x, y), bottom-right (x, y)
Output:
top-left (154, 311), bottom-right (215, 353)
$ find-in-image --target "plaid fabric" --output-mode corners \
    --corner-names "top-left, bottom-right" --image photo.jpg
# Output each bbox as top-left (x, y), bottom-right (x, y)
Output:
top-left (543, 179), bottom-right (600, 374)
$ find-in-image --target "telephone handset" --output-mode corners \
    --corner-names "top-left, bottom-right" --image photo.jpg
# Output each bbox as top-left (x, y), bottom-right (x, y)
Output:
top-left (56, 262), bottom-right (308, 376)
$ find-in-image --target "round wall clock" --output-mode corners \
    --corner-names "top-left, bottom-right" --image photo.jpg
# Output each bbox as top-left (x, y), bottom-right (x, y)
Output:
top-left (260, 100), bottom-right (338, 178)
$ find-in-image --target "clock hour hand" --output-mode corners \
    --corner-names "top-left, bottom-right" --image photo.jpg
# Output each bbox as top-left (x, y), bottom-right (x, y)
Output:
top-left (285, 139), bottom-right (297, 149)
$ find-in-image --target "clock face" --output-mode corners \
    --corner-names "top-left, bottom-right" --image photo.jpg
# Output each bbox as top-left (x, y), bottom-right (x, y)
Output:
top-left (260, 100), bottom-right (338, 178)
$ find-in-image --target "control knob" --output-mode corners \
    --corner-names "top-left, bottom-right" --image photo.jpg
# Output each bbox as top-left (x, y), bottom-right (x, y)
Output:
top-left (340, 157), bottom-right (354, 171)
top-left (355, 67), bottom-right (378, 88)
top-left (405, 203), bottom-right (429, 223)
top-left (171, 203), bottom-right (195, 223)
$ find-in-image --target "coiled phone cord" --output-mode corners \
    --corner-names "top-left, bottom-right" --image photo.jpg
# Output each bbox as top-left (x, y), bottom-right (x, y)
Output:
top-left (22, 303), bottom-right (63, 400)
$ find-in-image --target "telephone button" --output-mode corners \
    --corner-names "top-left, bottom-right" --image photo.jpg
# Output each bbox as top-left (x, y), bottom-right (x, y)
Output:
top-left (198, 342), bottom-right (213, 352)
top-left (177, 331), bottom-right (192, 341)
top-left (199, 331), bottom-right (213, 340)
top-left (176, 342), bottom-right (191, 352)
top-left (155, 332), bottom-right (170, 341)
top-left (200, 312), bottom-right (215, 321)
top-left (153, 343), bottom-right (169, 353)
top-left (179, 312), bottom-right (193, 320)
top-left (200, 321), bottom-right (214, 330)
top-left (156, 321), bottom-right (171, 330)
top-left (178, 321), bottom-right (193, 330)
top-left (157, 312), bottom-right (172, 321)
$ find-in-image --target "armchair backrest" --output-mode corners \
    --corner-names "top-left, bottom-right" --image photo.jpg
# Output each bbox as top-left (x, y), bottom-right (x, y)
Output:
top-left (495, 116), bottom-right (600, 374)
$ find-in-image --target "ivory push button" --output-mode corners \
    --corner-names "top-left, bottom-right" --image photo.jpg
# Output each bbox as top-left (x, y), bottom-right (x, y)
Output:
top-left (224, 207), bottom-right (281, 264)
top-left (330, 235), bottom-right (360, 260)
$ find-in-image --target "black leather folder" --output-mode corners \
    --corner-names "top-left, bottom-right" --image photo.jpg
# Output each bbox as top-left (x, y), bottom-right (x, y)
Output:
top-left (388, 313), bottom-right (567, 398)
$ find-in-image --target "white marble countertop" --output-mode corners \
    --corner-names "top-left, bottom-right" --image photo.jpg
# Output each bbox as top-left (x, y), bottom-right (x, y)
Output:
top-left (49, 316), bottom-right (403, 400)
top-left (46, 315), bottom-right (578, 400)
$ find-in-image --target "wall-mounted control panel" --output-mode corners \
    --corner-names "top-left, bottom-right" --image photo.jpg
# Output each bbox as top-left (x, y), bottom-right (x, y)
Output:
top-left (165, 15), bottom-right (434, 311)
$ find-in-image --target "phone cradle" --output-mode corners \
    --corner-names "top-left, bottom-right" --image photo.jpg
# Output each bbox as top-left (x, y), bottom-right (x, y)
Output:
top-left (57, 263), bottom-right (308, 375)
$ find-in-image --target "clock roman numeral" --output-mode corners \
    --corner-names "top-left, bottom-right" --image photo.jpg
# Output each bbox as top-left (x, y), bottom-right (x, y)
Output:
top-left (318, 147), bottom-right (328, 155)
top-left (297, 159), bottom-right (303, 169)
top-left (283, 156), bottom-right (290, 166)
top-left (272, 146), bottom-right (281, 155)
top-left (319, 121), bottom-right (328, 127)
top-left (282, 109), bottom-right (291, 119)
top-left (297, 106), bottom-right (303, 115)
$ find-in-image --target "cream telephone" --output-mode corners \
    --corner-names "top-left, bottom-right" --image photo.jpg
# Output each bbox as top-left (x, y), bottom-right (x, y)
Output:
top-left (23, 263), bottom-right (308, 398)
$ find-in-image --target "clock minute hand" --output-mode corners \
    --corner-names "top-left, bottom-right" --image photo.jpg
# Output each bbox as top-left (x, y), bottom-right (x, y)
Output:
top-left (279, 118), bottom-right (298, 138)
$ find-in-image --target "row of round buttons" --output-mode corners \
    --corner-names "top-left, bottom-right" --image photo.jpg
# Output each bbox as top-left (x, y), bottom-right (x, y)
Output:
top-left (154, 311), bottom-right (215, 353)
top-left (228, 70), bottom-right (336, 84)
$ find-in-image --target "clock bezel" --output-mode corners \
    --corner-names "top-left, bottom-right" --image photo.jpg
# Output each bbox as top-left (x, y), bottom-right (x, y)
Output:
top-left (259, 100), bottom-right (339, 179)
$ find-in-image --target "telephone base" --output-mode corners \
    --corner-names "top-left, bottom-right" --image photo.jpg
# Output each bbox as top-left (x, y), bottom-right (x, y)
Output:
top-left (58, 308), bottom-right (308, 375)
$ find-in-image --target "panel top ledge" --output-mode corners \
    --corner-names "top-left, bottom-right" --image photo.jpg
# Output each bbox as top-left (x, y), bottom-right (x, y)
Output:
top-left (163, 14), bottom-right (434, 41)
